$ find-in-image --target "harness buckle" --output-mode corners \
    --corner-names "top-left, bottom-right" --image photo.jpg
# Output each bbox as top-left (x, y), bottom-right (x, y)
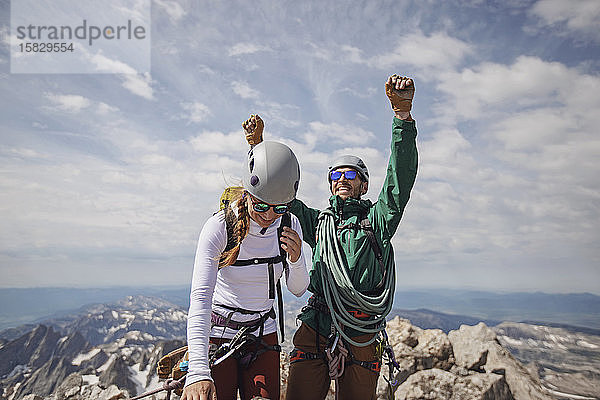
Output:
top-left (357, 359), bottom-right (381, 373)
top-left (290, 348), bottom-right (306, 363)
top-left (290, 348), bottom-right (321, 363)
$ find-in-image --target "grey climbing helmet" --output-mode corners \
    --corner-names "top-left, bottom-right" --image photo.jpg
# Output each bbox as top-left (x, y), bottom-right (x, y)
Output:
top-left (243, 141), bottom-right (300, 204)
top-left (327, 155), bottom-right (369, 182)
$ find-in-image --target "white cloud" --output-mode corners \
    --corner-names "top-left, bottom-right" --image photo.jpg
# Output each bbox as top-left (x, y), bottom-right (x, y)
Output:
top-left (417, 128), bottom-right (477, 182)
top-left (97, 102), bottom-right (119, 115)
top-left (153, 0), bottom-right (187, 21)
top-left (231, 80), bottom-right (260, 99)
top-left (369, 31), bottom-right (473, 72)
top-left (121, 73), bottom-right (154, 100)
top-left (435, 56), bottom-right (571, 119)
top-left (305, 122), bottom-right (376, 147)
top-left (490, 109), bottom-right (571, 151)
top-left (341, 45), bottom-right (364, 64)
top-left (228, 42), bottom-right (272, 56)
top-left (89, 52), bottom-right (138, 74)
top-left (6, 148), bottom-right (47, 159)
top-left (530, 0), bottom-right (600, 40)
top-left (44, 93), bottom-right (91, 113)
top-left (179, 102), bottom-right (212, 124)
top-left (32, 122), bottom-right (48, 129)
top-left (189, 130), bottom-right (247, 156)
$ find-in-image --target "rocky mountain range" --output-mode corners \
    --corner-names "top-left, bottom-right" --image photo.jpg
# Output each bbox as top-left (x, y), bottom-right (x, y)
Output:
top-left (1, 295), bottom-right (598, 400)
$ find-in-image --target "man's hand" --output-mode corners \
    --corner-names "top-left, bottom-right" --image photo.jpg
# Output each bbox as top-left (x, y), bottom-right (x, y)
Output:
top-left (181, 380), bottom-right (217, 400)
top-left (385, 75), bottom-right (415, 120)
top-left (242, 114), bottom-right (264, 147)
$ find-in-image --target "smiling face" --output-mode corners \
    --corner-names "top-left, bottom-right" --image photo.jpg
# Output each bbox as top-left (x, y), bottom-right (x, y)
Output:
top-left (247, 195), bottom-right (283, 228)
top-left (330, 167), bottom-right (368, 200)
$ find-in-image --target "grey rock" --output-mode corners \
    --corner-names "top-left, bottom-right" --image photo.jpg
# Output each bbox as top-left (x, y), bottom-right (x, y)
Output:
top-left (99, 356), bottom-right (137, 396)
top-left (394, 368), bottom-right (514, 400)
top-left (21, 395), bottom-right (44, 400)
top-left (0, 325), bottom-right (61, 376)
top-left (448, 323), bottom-right (552, 400)
top-left (98, 385), bottom-right (127, 400)
top-left (413, 328), bottom-right (455, 370)
top-left (13, 356), bottom-right (77, 398)
top-left (54, 372), bottom-right (83, 400)
top-left (449, 324), bottom-right (489, 371)
top-left (494, 321), bottom-right (600, 399)
top-left (386, 317), bottom-right (419, 348)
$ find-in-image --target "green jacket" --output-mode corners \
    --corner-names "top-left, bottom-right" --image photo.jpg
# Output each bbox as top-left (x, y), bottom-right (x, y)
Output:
top-left (289, 117), bottom-right (418, 338)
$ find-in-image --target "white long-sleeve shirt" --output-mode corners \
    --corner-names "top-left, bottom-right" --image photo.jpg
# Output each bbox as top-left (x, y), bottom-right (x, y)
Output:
top-left (185, 209), bottom-right (309, 386)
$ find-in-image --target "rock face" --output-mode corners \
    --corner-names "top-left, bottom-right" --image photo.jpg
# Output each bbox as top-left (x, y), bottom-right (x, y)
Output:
top-left (448, 322), bottom-right (551, 400)
top-left (374, 318), bottom-right (553, 400)
top-left (493, 321), bottom-right (600, 400)
top-left (393, 369), bottom-right (514, 400)
top-left (0, 325), bottom-right (90, 399)
top-left (0, 296), bottom-right (186, 400)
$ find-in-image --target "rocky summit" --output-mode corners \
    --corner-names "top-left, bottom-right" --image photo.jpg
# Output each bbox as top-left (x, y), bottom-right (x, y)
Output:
top-left (1, 296), bottom-right (598, 400)
top-left (279, 317), bottom-right (553, 400)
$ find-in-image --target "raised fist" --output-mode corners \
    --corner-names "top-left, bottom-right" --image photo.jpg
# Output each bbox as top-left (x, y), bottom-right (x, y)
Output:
top-left (385, 75), bottom-right (414, 119)
top-left (242, 114), bottom-right (264, 147)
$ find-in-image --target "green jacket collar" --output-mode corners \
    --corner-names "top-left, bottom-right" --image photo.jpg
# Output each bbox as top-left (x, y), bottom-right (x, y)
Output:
top-left (328, 195), bottom-right (372, 218)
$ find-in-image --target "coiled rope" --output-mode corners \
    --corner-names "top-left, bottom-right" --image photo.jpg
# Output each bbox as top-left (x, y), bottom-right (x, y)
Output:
top-left (317, 208), bottom-right (396, 347)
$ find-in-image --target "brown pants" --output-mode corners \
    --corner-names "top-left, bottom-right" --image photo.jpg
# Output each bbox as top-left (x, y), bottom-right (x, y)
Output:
top-left (210, 332), bottom-right (280, 400)
top-left (285, 323), bottom-right (380, 400)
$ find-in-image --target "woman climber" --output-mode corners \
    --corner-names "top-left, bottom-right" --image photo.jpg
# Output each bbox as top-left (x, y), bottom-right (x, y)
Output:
top-left (181, 127), bottom-right (309, 400)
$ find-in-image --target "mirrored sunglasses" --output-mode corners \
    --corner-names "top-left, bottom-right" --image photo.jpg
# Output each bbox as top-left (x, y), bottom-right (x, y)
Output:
top-left (330, 170), bottom-right (358, 181)
top-left (251, 200), bottom-right (289, 214)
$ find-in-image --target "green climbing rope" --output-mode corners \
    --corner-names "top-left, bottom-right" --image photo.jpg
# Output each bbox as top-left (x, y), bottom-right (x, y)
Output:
top-left (316, 209), bottom-right (396, 347)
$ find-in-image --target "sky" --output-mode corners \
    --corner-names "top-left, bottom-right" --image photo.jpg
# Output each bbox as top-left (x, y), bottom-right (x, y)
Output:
top-left (0, 0), bottom-right (599, 294)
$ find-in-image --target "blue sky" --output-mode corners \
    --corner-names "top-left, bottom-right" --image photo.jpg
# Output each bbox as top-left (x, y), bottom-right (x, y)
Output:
top-left (0, 0), bottom-right (599, 294)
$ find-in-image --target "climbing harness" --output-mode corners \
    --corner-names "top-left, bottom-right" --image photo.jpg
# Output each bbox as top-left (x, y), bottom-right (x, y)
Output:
top-left (208, 306), bottom-right (280, 368)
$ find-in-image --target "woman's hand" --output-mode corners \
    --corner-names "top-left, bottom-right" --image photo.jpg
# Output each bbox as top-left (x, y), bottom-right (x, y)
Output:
top-left (280, 226), bottom-right (302, 263)
top-left (181, 380), bottom-right (217, 400)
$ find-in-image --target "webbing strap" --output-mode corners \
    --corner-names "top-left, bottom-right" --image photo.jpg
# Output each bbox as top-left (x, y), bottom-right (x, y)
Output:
top-left (352, 358), bottom-right (381, 373)
top-left (232, 255), bottom-right (284, 266)
top-left (276, 212), bottom-right (291, 341)
top-left (211, 308), bottom-right (276, 331)
top-left (268, 263), bottom-right (275, 299)
top-left (359, 216), bottom-right (386, 290)
top-left (289, 348), bottom-right (323, 363)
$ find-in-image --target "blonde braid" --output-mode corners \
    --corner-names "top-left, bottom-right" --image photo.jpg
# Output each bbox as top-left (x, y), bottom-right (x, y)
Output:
top-left (218, 192), bottom-right (251, 268)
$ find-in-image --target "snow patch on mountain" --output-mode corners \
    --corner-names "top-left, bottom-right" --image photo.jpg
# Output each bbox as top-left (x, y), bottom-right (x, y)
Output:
top-left (72, 348), bottom-right (101, 366)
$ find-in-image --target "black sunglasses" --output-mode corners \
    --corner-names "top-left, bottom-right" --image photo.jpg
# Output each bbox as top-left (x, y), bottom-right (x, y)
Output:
top-left (250, 198), bottom-right (289, 214)
top-left (330, 170), bottom-right (358, 181)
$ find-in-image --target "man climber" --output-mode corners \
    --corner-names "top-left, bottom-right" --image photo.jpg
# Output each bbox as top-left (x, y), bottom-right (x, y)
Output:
top-left (243, 74), bottom-right (418, 400)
